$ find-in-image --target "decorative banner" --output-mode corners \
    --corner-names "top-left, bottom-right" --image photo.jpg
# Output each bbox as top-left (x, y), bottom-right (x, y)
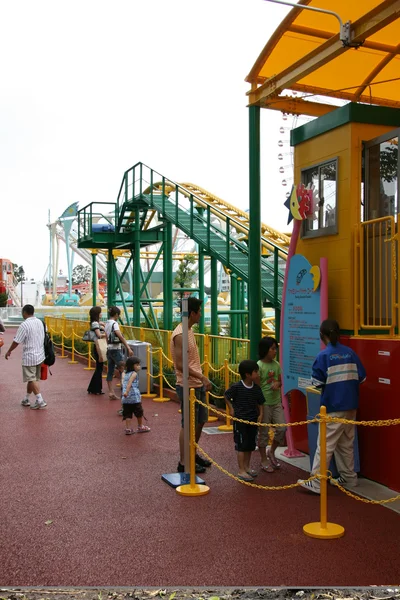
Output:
top-left (282, 254), bottom-right (321, 395)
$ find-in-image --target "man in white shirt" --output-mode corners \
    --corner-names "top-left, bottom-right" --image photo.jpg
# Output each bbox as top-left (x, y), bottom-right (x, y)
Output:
top-left (105, 305), bottom-right (133, 399)
top-left (5, 304), bottom-right (47, 409)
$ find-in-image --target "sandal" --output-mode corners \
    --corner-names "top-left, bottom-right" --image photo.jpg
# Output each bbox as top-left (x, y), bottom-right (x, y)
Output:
top-left (238, 474), bottom-right (254, 482)
top-left (267, 447), bottom-right (281, 469)
top-left (260, 463), bottom-right (274, 473)
top-left (247, 469), bottom-right (258, 477)
top-left (137, 425), bottom-right (151, 433)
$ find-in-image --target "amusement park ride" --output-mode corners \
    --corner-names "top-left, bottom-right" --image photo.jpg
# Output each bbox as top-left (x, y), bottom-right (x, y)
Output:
top-left (2, 1), bottom-right (400, 491)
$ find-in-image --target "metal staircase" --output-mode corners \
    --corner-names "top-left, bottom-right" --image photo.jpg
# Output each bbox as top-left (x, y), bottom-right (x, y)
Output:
top-left (77, 162), bottom-right (287, 308)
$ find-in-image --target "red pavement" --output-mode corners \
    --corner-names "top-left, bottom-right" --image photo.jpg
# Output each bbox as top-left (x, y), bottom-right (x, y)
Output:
top-left (1, 326), bottom-right (399, 587)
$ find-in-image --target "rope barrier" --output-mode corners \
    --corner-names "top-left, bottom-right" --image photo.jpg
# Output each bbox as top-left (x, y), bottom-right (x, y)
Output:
top-left (195, 444), bottom-right (320, 490)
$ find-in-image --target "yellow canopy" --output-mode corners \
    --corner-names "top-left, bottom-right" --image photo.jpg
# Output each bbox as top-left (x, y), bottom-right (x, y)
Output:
top-left (246, 0), bottom-right (400, 116)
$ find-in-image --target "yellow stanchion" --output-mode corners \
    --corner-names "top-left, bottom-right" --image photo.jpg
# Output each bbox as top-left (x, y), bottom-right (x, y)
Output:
top-left (140, 327), bottom-right (145, 342)
top-left (153, 348), bottom-right (170, 402)
top-left (68, 332), bottom-right (78, 365)
top-left (204, 355), bottom-right (217, 423)
top-left (218, 359), bottom-right (233, 432)
top-left (142, 345), bottom-right (157, 399)
top-left (303, 406), bottom-right (345, 539)
top-left (60, 331), bottom-right (67, 359)
top-left (83, 343), bottom-right (95, 370)
top-left (176, 389), bottom-right (210, 496)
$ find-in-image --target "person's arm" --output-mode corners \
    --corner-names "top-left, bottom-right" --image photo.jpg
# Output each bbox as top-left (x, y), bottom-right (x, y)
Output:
top-left (91, 322), bottom-right (104, 339)
top-left (5, 341), bottom-right (19, 360)
top-left (224, 385), bottom-right (235, 417)
top-left (115, 328), bottom-right (133, 356)
top-left (173, 333), bottom-right (211, 390)
top-left (271, 371), bottom-right (282, 391)
top-left (257, 388), bottom-right (264, 422)
top-left (225, 395), bottom-right (234, 417)
top-left (123, 372), bottom-right (137, 397)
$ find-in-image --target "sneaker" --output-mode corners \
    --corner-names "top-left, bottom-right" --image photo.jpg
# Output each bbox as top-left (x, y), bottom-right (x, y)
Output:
top-left (117, 409), bottom-right (123, 415)
top-left (21, 398), bottom-right (30, 407)
top-left (31, 400), bottom-right (47, 410)
top-left (195, 454), bottom-right (211, 467)
top-left (297, 479), bottom-right (320, 494)
top-left (177, 462), bottom-right (206, 474)
top-left (330, 476), bottom-right (358, 488)
top-left (125, 428), bottom-right (134, 435)
top-left (137, 425), bottom-right (151, 433)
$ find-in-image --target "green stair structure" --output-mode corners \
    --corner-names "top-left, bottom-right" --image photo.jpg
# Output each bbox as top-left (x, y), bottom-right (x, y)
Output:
top-left (77, 162), bottom-right (287, 340)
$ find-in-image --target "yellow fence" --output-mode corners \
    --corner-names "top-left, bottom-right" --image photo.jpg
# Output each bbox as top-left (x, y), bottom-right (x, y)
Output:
top-left (355, 216), bottom-right (399, 336)
top-left (45, 317), bottom-right (249, 368)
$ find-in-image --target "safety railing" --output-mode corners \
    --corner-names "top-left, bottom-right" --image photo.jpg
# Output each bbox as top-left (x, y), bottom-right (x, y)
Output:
top-left (355, 216), bottom-right (399, 336)
top-left (45, 317), bottom-right (250, 368)
top-left (184, 391), bottom-right (400, 538)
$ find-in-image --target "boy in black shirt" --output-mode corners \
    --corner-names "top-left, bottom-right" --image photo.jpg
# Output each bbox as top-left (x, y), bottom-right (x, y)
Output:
top-left (225, 360), bottom-right (264, 482)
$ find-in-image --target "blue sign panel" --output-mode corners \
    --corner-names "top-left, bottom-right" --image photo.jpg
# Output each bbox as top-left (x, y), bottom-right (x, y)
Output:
top-left (282, 254), bottom-right (321, 395)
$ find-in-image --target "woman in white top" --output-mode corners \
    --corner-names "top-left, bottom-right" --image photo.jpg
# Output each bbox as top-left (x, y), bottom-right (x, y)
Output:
top-left (87, 306), bottom-right (105, 395)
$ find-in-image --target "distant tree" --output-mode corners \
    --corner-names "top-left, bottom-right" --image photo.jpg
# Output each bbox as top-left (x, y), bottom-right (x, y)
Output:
top-left (380, 145), bottom-right (398, 183)
top-left (0, 292), bottom-right (8, 307)
top-left (13, 265), bottom-right (25, 283)
top-left (173, 254), bottom-right (196, 301)
top-left (72, 264), bottom-right (91, 284)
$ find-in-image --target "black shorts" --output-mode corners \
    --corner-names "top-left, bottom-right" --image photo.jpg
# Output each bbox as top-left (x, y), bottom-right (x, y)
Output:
top-left (234, 421), bottom-right (258, 452)
top-left (176, 385), bottom-right (208, 427)
top-left (122, 403), bottom-right (144, 420)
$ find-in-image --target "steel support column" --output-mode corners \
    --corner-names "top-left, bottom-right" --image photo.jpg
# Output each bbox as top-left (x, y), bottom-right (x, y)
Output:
top-left (249, 105), bottom-right (262, 359)
top-left (134, 209), bottom-right (141, 326)
top-left (210, 256), bottom-right (218, 336)
top-left (198, 247), bottom-right (205, 334)
top-left (230, 275), bottom-right (238, 340)
top-left (107, 249), bottom-right (116, 311)
top-left (91, 250), bottom-right (98, 307)
top-left (163, 222), bottom-right (173, 330)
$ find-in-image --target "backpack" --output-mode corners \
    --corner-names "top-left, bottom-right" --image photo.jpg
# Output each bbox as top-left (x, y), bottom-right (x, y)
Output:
top-left (42, 321), bottom-right (56, 367)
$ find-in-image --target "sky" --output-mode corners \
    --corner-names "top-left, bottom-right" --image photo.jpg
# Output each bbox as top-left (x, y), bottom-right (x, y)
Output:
top-left (0, 0), bottom-right (297, 281)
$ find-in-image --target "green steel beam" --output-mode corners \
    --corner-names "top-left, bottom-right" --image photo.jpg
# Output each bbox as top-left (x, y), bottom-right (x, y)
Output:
top-left (230, 275), bottom-right (239, 340)
top-left (92, 251), bottom-right (98, 307)
top-left (134, 209), bottom-right (141, 327)
top-left (249, 105), bottom-right (262, 360)
top-left (114, 267), bottom-right (130, 325)
top-left (198, 247), bottom-right (205, 334)
top-left (107, 249), bottom-right (116, 310)
top-left (163, 222), bottom-right (173, 330)
top-left (211, 256), bottom-right (218, 336)
top-left (140, 245), bottom-right (163, 296)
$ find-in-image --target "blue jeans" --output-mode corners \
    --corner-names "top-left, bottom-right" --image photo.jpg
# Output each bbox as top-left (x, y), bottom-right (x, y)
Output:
top-left (106, 348), bottom-right (124, 381)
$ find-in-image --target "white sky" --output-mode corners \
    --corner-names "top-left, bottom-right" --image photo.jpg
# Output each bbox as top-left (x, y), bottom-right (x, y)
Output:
top-left (0, 0), bottom-right (295, 281)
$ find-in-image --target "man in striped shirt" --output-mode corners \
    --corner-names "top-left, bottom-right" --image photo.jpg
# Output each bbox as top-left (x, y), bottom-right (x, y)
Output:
top-left (5, 304), bottom-right (47, 409)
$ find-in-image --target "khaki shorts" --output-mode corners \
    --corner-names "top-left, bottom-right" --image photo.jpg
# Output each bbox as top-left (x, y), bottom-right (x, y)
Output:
top-left (258, 402), bottom-right (287, 447)
top-left (22, 364), bottom-right (41, 383)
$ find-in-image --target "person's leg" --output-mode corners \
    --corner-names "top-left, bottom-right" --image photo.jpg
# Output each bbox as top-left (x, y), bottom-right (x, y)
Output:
top-left (311, 416), bottom-right (344, 486)
top-left (106, 350), bottom-right (117, 397)
top-left (88, 348), bottom-right (103, 393)
top-left (268, 403), bottom-right (287, 467)
top-left (258, 405), bottom-right (273, 471)
top-left (243, 451), bottom-right (252, 473)
top-left (333, 410), bottom-right (357, 486)
top-left (237, 451), bottom-right (247, 476)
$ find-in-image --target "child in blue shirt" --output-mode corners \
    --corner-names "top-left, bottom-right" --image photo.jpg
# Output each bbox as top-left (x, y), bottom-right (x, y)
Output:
top-left (298, 319), bottom-right (366, 494)
top-left (122, 357), bottom-right (150, 435)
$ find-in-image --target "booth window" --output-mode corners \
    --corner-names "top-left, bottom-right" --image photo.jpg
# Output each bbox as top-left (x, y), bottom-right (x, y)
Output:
top-left (364, 129), bottom-right (399, 222)
top-left (301, 158), bottom-right (338, 238)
